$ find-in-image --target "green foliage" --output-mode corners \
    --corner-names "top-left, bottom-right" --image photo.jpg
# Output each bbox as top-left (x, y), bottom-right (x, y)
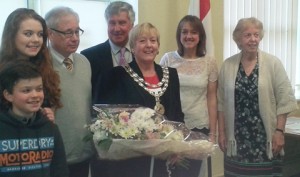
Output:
top-left (98, 138), bottom-right (113, 151)
top-left (82, 131), bottom-right (93, 142)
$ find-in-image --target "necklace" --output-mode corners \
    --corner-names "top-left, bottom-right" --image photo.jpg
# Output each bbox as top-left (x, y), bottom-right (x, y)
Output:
top-left (124, 65), bottom-right (169, 114)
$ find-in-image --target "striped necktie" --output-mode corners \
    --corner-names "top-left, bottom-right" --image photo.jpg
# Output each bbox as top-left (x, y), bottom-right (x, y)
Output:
top-left (63, 58), bottom-right (73, 71)
top-left (119, 48), bottom-right (126, 66)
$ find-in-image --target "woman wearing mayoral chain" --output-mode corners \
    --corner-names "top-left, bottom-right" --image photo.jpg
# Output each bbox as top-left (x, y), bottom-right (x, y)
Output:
top-left (93, 22), bottom-right (184, 177)
top-left (94, 22), bottom-right (184, 123)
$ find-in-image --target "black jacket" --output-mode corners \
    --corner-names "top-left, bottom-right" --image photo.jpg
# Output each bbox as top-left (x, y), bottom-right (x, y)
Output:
top-left (80, 40), bottom-right (113, 96)
top-left (0, 111), bottom-right (68, 177)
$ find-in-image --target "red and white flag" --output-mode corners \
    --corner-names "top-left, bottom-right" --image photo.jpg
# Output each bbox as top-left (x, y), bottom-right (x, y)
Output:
top-left (188, 0), bottom-right (214, 57)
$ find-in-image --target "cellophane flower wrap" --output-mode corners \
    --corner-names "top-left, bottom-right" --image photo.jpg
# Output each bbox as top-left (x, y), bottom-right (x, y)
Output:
top-left (85, 104), bottom-right (215, 160)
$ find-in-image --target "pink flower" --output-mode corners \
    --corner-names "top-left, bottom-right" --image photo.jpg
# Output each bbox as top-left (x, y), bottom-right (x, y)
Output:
top-left (118, 111), bottom-right (130, 123)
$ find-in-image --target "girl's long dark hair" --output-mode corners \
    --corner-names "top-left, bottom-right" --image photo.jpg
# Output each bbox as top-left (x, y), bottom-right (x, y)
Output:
top-left (0, 8), bottom-right (62, 109)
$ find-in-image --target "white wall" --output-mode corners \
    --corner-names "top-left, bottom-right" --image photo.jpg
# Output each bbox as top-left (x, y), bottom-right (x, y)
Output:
top-left (0, 0), bottom-right (138, 52)
top-left (0, 0), bottom-right (27, 43)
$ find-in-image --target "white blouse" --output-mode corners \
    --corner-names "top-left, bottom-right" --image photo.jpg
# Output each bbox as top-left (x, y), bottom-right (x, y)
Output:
top-left (160, 51), bottom-right (218, 129)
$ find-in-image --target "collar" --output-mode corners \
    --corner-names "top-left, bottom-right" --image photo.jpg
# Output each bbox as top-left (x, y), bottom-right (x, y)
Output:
top-left (49, 46), bottom-right (74, 64)
top-left (129, 60), bottom-right (163, 80)
top-left (109, 39), bottom-right (130, 54)
top-left (8, 109), bottom-right (36, 125)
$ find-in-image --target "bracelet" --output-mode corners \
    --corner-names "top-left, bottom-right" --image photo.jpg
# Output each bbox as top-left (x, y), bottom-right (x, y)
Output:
top-left (275, 128), bottom-right (284, 134)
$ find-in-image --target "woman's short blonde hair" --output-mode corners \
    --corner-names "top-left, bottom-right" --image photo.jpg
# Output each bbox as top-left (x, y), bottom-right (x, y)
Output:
top-left (129, 22), bottom-right (160, 49)
top-left (233, 17), bottom-right (264, 49)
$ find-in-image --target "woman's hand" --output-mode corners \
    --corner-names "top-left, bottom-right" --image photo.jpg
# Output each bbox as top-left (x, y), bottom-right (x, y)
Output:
top-left (272, 130), bottom-right (285, 155)
top-left (217, 112), bottom-right (227, 152)
top-left (208, 133), bottom-right (217, 144)
top-left (218, 131), bottom-right (227, 152)
top-left (41, 107), bottom-right (55, 123)
top-left (272, 114), bottom-right (287, 155)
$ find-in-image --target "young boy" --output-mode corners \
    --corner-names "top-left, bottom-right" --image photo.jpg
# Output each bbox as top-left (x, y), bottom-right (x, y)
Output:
top-left (0, 61), bottom-right (68, 177)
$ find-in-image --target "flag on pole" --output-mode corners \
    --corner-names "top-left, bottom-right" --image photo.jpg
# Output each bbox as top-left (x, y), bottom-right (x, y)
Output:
top-left (188, 0), bottom-right (214, 57)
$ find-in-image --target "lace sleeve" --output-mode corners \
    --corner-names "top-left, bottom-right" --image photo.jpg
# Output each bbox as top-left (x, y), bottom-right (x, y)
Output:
top-left (159, 52), bottom-right (179, 67)
top-left (160, 53), bottom-right (170, 66)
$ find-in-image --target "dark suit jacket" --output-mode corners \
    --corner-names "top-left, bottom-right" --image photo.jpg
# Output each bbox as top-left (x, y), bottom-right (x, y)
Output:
top-left (80, 40), bottom-right (113, 96)
top-left (94, 60), bottom-right (184, 123)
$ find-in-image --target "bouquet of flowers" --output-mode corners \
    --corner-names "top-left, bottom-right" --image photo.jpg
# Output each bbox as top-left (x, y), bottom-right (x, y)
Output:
top-left (85, 104), bottom-right (215, 161)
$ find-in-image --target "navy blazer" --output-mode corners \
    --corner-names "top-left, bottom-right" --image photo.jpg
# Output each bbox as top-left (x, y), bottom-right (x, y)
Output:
top-left (80, 40), bottom-right (113, 96)
top-left (94, 60), bottom-right (184, 123)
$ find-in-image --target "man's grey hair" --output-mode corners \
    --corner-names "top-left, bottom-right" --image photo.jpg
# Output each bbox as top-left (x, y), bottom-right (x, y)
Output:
top-left (105, 1), bottom-right (135, 25)
top-left (45, 6), bottom-right (79, 28)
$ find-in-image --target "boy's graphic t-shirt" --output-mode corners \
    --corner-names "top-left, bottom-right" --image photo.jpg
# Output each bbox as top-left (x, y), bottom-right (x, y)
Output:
top-left (0, 137), bottom-right (54, 172)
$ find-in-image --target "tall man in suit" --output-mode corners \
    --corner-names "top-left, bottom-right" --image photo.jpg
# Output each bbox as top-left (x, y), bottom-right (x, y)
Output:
top-left (81, 1), bottom-right (135, 97)
top-left (45, 7), bottom-right (93, 177)
top-left (80, 2), bottom-right (135, 177)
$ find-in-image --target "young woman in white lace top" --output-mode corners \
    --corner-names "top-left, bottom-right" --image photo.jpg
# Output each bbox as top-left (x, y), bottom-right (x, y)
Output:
top-left (160, 15), bottom-right (218, 177)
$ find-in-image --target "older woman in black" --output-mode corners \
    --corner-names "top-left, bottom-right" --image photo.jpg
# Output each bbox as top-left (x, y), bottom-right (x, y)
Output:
top-left (94, 23), bottom-right (184, 177)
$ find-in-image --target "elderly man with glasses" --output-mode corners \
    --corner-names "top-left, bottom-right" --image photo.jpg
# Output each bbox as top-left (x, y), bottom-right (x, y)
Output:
top-left (45, 6), bottom-right (93, 177)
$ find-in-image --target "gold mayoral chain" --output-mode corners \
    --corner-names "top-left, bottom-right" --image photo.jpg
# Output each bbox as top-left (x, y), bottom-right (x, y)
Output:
top-left (124, 65), bottom-right (169, 115)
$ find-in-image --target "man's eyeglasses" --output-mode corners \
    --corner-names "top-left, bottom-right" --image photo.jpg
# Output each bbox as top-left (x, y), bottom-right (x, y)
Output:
top-left (50, 28), bottom-right (84, 38)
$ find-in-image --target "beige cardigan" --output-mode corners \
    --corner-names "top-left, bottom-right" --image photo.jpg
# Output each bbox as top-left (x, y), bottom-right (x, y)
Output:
top-left (218, 50), bottom-right (298, 159)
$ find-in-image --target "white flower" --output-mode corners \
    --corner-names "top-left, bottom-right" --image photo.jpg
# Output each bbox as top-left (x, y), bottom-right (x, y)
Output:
top-left (89, 120), bottom-right (102, 132)
top-left (93, 130), bottom-right (107, 142)
top-left (119, 127), bottom-right (138, 139)
top-left (88, 106), bottom-right (186, 145)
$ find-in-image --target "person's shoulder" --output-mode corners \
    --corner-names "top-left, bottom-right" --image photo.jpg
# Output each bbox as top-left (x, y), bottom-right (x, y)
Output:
top-left (103, 65), bottom-right (125, 76)
top-left (73, 52), bottom-right (89, 61)
top-left (224, 53), bottom-right (241, 63)
top-left (32, 112), bottom-right (53, 127)
top-left (72, 53), bottom-right (91, 67)
top-left (163, 51), bottom-right (179, 59)
top-left (260, 50), bottom-right (280, 61)
top-left (204, 55), bottom-right (215, 60)
top-left (0, 112), bottom-right (9, 123)
top-left (259, 51), bottom-right (284, 69)
top-left (204, 55), bottom-right (217, 63)
top-left (80, 40), bottom-right (110, 54)
top-left (164, 51), bottom-right (177, 56)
